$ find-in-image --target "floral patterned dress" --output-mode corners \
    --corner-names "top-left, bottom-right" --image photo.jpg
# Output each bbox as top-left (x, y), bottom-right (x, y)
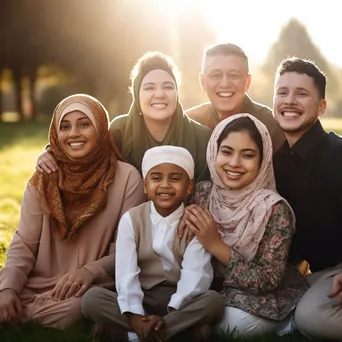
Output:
top-left (190, 181), bottom-right (309, 321)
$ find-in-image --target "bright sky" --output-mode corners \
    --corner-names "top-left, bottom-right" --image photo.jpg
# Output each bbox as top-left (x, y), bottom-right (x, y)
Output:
top-left (157, 0), bottom-right (341, 68)
top-left (202, 0), bottom-right (342, 68)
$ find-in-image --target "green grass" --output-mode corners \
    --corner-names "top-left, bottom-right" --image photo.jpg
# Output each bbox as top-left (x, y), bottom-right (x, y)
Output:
top-left (1, 119), bottom-right (336, 341)
top-left (0, 321), bottom-right (96, 342)
top-left (0, 322), bottom-right (310, 342)
top-left (0, 121), bottom-right (49, 268)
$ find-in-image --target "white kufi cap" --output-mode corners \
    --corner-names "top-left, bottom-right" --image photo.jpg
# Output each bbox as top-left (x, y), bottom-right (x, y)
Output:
top-left (142, 145), bottom-right (194, 180)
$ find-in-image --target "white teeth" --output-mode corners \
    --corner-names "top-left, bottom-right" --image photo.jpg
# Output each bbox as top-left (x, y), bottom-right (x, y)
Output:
top-left (218, 92), bottom-right (233, 98)
top-left (159, 194), bottom-right (171, 197)
top-left (152, 104), bottom-right (167, 109)
top-left (283, 112), bottom-right (300, 117)
top-left (69, 142), bottom-right (85, 147)
top-left (226, 171), bottom-right (242, 176)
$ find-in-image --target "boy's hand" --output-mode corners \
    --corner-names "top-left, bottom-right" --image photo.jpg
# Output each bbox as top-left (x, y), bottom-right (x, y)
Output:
top-left (142, 315), bottom-right (164, 341)
top-left (127, 313), bottom-right (151, 340)
top-left (36, 147), bottom-right (58, 174)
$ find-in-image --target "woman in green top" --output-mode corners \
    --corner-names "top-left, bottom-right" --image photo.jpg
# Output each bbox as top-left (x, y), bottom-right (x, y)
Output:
top-left (36, 52), bottom-right (211, 183)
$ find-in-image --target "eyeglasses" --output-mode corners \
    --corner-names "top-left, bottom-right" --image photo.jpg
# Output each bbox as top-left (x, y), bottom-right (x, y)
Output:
top-left (205, 72), bottom-right (247, 82)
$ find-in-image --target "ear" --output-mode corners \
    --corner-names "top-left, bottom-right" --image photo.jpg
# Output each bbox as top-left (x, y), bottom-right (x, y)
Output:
top-left (199, 73), bottom-right (206, 91)
top-left (186, 179), bottom-right (194, 195)
top-left (143, 180), bottom-right (148, 195)
top-left (244, 73), bottom-right (252, 92)
top-left (318, 99), bottom-right (327, 118)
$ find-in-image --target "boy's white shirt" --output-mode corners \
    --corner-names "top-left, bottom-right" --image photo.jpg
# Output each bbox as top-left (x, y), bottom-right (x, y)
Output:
top-left (115, 201), bottom-right (213, 315)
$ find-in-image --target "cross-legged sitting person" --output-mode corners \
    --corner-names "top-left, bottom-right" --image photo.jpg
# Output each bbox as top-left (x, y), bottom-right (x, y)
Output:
top-left (82, 146), bottom-right (225, 341)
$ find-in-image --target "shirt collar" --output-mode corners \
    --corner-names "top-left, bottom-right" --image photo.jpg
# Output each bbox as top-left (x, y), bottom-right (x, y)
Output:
top-left (150, 201), bottom-right (185, 226)
top-left (210, 93), bottom-right (250, 120)
top-left (280, 120), bottom-right (327, 160)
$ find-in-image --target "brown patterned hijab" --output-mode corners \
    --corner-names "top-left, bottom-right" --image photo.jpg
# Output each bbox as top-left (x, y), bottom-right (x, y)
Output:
top-left (30, 94), bottom-right (119, 240)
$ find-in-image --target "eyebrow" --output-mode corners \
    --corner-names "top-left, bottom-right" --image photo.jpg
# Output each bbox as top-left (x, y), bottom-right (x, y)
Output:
top-left (142, 81), bottom-right (175, 87)
top-left (220, 145), bottom-right (257, 153)
top-left (277, 86), bottom-right (309, 92)
top-left (206, 68), bottom-right (241, 73)
top-left (61, 115), bottom-right (89, 123)
top-left (149, 171), bottom-right (183, 176)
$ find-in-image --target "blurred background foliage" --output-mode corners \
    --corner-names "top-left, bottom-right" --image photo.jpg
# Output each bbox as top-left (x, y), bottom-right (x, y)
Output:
top-left (1, 0), bottom-right (342, 123)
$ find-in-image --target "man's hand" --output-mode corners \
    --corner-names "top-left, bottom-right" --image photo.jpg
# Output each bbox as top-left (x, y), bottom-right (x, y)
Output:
top-left (328, 273), bottom-right (342, 305)
top-left (36, 147), bottom-right (58, 174)
top-left (0, 289), bottom-right (24, 324)
top-left (51, 268), bottom-right (94, 301)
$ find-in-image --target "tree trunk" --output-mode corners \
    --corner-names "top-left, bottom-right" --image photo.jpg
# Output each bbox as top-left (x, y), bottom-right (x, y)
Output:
top-left (0, 70), bottom-right (2, 122)
top-left (13, 70), bottom-right (23, 121)
top-left (28, 70), bottom-right (37, 120)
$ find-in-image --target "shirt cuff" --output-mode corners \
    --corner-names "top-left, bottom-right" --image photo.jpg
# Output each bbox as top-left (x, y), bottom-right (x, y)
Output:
top-left (119, 303), bottom-right (145, 316)
top-left (168, 293), bottom-right (184, 311)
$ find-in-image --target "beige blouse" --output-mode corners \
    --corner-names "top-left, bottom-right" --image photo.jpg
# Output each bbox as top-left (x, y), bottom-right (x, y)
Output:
top-left (0, 161), bottom-right (145, 303)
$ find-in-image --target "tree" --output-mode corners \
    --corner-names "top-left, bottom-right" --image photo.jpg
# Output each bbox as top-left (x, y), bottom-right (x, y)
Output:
top-left (254, 18), bottom-right (342, 116)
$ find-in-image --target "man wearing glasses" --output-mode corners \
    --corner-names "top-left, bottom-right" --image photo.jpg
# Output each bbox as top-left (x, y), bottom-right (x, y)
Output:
top-left (186, 43), bottom-right (285, 152)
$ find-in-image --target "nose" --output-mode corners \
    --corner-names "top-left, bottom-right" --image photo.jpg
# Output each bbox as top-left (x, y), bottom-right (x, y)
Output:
top-left (219, 74), bottom-right (230, 88)
top-left (229, 154), bottom-right (240, 168)
top-left (69, 125), bottom-right (80, 137)
top-left (284, 92), bottom-right (297, 105)
top-left (154, 86), bottom-right (166, 98)
top-left (160, 177), bottom-right (171, 188)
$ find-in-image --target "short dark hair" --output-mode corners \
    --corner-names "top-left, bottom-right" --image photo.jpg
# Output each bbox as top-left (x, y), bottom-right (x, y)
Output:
top-left (202, 43), bottom-right (249, 73)
top-left (217, 117), bottom-right (263, 166)
top-left (276, 57), bottom-right (326, 99)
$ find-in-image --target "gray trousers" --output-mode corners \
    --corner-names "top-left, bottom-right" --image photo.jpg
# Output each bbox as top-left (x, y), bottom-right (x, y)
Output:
top-left (82, 286), bottom-right (225, 340)
top-left (295, 265), bottom-right (342, 341)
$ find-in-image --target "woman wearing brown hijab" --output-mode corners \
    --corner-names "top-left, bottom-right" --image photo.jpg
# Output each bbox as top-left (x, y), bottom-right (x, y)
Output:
top-left (0, 94), bottom-right (145, 328)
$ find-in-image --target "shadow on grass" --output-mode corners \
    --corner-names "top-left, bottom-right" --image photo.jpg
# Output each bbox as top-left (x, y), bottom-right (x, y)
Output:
top-left (0, 320), bottom-right (96, 342)
top-left (0, 122), bottom-right (49, 151)
top-left (0, 320), bottom-right (311, 342)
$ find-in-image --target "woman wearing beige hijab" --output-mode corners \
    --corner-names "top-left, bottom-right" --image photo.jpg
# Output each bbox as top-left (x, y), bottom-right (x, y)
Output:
top-left (0, 94), bottom-right (145, 328)
top-left (182, 113), bottom-right (308, 337)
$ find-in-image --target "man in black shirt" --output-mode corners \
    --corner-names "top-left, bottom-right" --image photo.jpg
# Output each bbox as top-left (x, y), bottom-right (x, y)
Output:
top-left (273, 57), bottom-right (342, 340)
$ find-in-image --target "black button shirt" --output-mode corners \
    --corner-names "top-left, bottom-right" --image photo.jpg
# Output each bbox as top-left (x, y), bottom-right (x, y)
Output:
top-left (274, 120), bottom-right (342, 272)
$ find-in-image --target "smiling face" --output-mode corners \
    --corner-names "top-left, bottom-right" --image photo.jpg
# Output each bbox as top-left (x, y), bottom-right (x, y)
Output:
top-left (273, 71), bottom-right (327, 145)
top-left (200, 54), bottom-right (251, 119)
top-left (144, 163), bottom-right (192, 217)
top-left (215, 130), bottom-right (261, 190)
top-left (58, 111), bottom-right (97, 160)
top-left (139, 69), bottom-right (178, 125)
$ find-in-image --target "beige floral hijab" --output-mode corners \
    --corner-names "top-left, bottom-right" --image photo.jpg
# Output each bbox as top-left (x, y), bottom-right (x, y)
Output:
top-left (207, 113), bottom-right (294, 261)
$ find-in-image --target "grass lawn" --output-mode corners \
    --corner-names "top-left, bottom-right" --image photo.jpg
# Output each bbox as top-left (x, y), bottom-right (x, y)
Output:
top-left (1, 118), bottom-right (339, 341)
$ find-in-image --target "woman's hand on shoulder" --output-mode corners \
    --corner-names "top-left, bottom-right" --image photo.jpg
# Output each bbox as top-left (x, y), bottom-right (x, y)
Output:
top-left (0, 288), bottom-right (24, 324)
top-left (36, 147), bottom-right (58, 174)
top-left (51, 268), bottom-right (94, 301)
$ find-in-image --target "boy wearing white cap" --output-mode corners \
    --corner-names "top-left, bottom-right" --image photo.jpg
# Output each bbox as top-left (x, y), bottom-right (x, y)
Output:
top-left (82, 146), bottom-right (224, 342)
